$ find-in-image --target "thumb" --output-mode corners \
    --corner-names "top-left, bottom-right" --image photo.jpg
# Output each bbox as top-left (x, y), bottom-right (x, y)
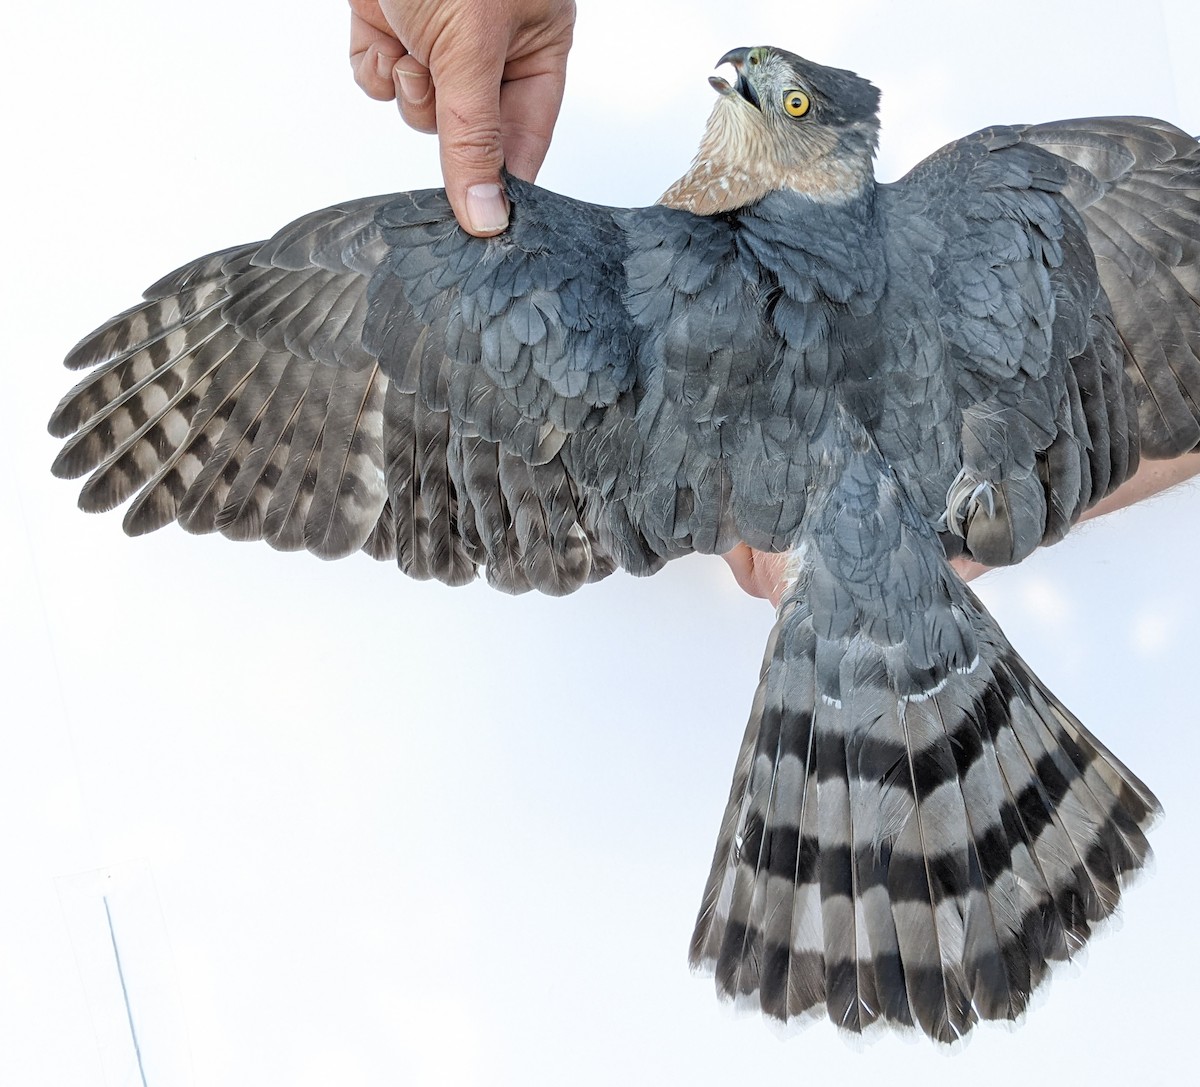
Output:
top-left (430, 50), bottom-right (510, 236)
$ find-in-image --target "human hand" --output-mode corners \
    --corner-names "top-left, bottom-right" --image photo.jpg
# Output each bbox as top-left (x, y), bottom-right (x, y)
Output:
top-left (721, 544), bottom-right (793, 608)
top-left (348, 0), bottom-right (575, 236)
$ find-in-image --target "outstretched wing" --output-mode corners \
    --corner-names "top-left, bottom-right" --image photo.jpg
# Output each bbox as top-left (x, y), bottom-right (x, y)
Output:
top-left (880, 118), bottom-right (1200, 567)
top-left (50, 179), bottom-right (805, 593)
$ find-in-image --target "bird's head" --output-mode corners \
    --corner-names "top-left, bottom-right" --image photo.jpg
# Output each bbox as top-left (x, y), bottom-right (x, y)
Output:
top-left (661, 46), bottom-right (881, 214)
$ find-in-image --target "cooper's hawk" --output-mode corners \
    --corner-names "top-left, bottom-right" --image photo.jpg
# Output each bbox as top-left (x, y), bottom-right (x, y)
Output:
top-left (50, 46), bottom-right (1200, 1041)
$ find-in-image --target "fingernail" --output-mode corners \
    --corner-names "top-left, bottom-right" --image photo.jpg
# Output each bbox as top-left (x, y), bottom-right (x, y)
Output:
top-left (375, 50), bottom-right (395, 85)
top-left (394, 66), bottom-right (430, 105)
top-left (465, 183), bottom-right (508, 234)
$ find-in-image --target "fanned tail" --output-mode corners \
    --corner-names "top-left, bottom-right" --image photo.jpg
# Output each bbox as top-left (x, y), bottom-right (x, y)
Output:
top-left (690, 585), bottom-right (1158, 1042)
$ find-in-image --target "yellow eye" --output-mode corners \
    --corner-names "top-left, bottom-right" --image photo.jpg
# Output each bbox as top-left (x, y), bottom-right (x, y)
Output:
top-left (783, 89), bottom-right (810, 117)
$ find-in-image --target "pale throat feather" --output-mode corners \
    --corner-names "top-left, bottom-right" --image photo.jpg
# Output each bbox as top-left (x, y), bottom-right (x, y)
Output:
top-left (659, 99), bottom-right (873, 214)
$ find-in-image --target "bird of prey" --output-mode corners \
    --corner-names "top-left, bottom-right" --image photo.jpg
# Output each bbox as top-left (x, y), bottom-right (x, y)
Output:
top-left (50, 45), bottom-right (1200, 1041)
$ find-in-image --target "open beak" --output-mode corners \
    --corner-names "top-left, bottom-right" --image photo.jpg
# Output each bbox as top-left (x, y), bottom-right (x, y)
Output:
top-left (709, 47), bottom-right (760, 110)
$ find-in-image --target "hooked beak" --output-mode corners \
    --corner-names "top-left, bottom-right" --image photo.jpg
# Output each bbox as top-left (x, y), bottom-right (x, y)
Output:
top-left (709, 47), bottom-right (760, 110)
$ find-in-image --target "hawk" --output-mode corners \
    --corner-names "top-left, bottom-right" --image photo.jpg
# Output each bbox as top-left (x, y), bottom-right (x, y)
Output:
top-left (50, 46), bottom-right (1200, 1041)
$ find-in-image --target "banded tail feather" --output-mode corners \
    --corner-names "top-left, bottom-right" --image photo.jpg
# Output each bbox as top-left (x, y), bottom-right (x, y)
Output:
top-left (690, 584), bottom-right (1159, 1042)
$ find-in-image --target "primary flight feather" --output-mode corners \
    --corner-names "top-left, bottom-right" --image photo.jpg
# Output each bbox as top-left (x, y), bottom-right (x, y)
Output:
top-left (51, 45), bottom-right (1200, 1040)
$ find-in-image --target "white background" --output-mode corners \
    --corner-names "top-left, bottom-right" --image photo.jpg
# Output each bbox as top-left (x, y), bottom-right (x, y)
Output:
top-left (3, 1), bottom-right (1198, 1084)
